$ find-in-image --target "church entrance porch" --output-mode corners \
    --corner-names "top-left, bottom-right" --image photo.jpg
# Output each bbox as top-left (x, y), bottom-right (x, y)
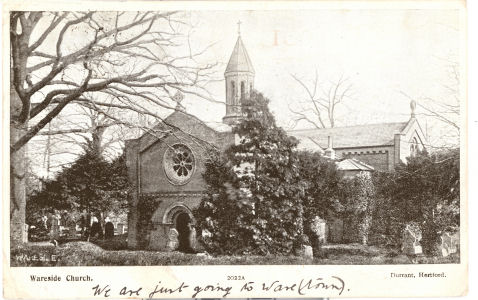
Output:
top-left (147, 201), bottom-right (197, 252)
top-left (174, 212), bottom-right (194, 253)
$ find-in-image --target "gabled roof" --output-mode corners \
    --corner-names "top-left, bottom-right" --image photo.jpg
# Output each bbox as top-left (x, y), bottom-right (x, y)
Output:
top-left (137, 110), bottom-right (233, 153)
top-left (225, 36), bottom-right (255, 75)
top-left (289, 122), bottom-right (408, 150)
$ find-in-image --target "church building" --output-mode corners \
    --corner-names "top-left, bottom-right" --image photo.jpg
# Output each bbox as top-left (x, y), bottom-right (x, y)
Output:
top-left (125, 30), bottom-right (426, 250)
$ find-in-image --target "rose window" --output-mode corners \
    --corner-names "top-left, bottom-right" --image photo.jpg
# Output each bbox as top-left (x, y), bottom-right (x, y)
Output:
top-left (163, 144), bottom-right (195, 185)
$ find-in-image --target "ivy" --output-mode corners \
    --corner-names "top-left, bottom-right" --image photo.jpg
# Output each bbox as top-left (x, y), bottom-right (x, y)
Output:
top-left (195, 91), bottom-right (309, 255)
top-left (136, 195), bottom-right (162, 248)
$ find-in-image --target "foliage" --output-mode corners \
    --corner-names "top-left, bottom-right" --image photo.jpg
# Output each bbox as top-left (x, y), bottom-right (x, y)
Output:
top-left (295, 151), bottom-right (343, 254)
top-left (195, 91), bottom-right (308, 255)
top-left (340, 172), bottom-right (376, 244)
top-left (135, 195), bottom-right (163, 248)
top-left (27, 144), bottom-right (130, 226)
top-left (296, 151), bottom-right (344, 219)
top-left (374, 148), bottom-right (460, 254)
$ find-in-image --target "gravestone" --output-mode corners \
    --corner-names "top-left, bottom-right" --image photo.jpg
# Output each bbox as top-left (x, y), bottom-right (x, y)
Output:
top-left (68, 222), bottom-right (77, 239)
top-left (438, 231), bottom-right (459, 257)
top-left (117, 223), bottom-right (125, 235)
top-left (310, 216), bottom-right (327, 244)
top-left (23, 224), bottom-right (29, 243)
top-left (166, 228), bottom-right (179, 251)
top-left (104, 222), bottom-right (114, 239)
top-left (401, 223), bottom-right (422, 255)
top-left (296, 245), bottom-right (313, 260)
top-left (50, 214), bottom-right (60, 240)
top-left (90, 221), bottom-right (103, 239)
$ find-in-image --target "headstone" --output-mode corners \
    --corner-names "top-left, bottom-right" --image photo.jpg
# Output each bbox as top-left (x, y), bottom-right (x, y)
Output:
top-left (68, 227), bottom-right (76, 238)
top-left (68, 221), bottom-right (77, 239)
top-left (438, 231), bottom-right (459, 257)
top-left (41, 216), bottom-right (48, 230)
top-left (104, 222), bottom-right (114, 239)
top-left (296, 245), bottom-right (314, 259)
top-left (401, 223), bottom-right (422, 255)
top-left (23, 223), bottom-right (29, 243)
top-left (166, 228), bottom-right (179, 251)
top-left (90, 221), bottom-right (103, 239)
top-left (310, 216), bottom-right (327, 244)
top-left (117, 223), bottom-right (125, 235)
top-left (50, 215), bottom-right (60, 240)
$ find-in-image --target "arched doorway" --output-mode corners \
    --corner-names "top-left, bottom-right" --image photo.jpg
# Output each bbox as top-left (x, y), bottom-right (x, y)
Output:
top-left (174, 212), bottom-right (192, 252)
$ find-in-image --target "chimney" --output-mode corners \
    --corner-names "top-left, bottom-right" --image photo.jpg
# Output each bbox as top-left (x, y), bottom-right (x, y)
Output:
top-left (324, 135), bottom-right (335, 159)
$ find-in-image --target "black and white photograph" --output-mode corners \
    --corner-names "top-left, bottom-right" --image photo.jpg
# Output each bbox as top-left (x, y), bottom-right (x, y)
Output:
top-left (3, 0), bottom-right (468, 298)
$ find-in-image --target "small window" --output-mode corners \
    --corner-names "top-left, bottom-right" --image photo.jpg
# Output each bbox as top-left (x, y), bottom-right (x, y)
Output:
top-left (231, 81), bottom-right (236, 101)
top-left (410, 137), bottom-right (419, 156)
top-left (241, 81), bottom-right (245, 99)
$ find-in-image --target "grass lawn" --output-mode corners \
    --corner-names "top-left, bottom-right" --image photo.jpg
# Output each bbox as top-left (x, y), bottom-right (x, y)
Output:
top-left (10, 240), bottom-right (459, 267)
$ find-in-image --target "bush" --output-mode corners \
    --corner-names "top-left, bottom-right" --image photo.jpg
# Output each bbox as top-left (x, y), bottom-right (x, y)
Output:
top-left (92, 234), bottom-right (128, 250)
top-left (374, 149), bottom-right (460, 254)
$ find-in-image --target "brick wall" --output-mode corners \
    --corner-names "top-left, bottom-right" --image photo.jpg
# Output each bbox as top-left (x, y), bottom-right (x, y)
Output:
top-left (336, 145), bottom-right (394, 172)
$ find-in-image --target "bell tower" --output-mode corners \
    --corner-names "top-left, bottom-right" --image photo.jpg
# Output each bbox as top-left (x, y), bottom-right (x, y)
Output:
top-left (223, 21), bottom-right (255, 125)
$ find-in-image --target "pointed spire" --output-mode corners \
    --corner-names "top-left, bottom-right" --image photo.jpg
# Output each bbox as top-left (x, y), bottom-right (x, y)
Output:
top-left (225, 27), bottom-right (254, 75)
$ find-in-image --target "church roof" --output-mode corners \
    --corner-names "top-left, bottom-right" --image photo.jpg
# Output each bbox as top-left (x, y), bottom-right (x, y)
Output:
top-left (225, 36), bottom-right (255, 75)
top-left (336, 158), bottom-right (375, 171)
top-left (289, 122), bottom-right (408, 150)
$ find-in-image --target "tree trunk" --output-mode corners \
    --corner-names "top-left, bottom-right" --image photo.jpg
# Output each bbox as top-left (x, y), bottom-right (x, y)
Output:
top-left (10, 67), bottom-right (28, 246)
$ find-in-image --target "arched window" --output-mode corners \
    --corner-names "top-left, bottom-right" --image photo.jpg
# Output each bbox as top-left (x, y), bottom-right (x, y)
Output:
top-left (240, 81), bottom-right (245, 99)
top-left (231, 81), bottom-right (236, 102)
top-left (410, 137), bottom-right (419, 156)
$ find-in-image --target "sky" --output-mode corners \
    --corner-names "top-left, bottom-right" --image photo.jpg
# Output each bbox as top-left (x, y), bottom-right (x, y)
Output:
top-left (178, 9), bottom-right (461, 141)
top-left (22, 8), bottom-right (463, 177)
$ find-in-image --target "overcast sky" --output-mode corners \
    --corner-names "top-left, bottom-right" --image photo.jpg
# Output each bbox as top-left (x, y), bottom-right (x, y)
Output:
top-left (24, 8), bottom-right (463, 176)
top-left (179, 9), bottom-right (461, 140)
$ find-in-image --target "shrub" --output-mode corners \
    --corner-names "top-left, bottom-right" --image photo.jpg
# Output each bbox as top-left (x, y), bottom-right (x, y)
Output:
top-left (371, 149), bottom-right (459, 254)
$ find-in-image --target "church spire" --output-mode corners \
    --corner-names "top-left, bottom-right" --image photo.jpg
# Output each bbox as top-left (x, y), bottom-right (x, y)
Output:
top-left (223, 24), bottom-right (255, 125)
top-left (224, 36), bottom-right (255, 75)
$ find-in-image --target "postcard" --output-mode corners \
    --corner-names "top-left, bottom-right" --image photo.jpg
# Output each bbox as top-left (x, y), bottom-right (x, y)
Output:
top-left (2, 0), bottom-right (468, 298)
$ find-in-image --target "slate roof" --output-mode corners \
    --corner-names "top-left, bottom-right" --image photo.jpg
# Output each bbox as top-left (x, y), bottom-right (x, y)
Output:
top-left (225, 36), bottom-right (255, 75)
top-left (336, 158), bottom-right (375, 171)
top-left (288, 122), bottom-right (409, 150)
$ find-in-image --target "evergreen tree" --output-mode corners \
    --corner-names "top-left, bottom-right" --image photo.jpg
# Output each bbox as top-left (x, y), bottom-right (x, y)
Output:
top-left (195, 91), bottom-right (307, 255)
top-left (27, 143), bottom-right (130, 237)
top-left (381, 148), bottom-right (460, 253)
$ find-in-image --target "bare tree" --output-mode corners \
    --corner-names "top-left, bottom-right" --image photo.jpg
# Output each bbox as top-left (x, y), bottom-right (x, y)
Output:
top-left (10, 11), bottom-right (217, 244)
top-left (401, 61), bottom-right (460, 148)
top-left (288, 71), bottom-right (353, 129)
top-left (28, 97), bottom-right (152, 180)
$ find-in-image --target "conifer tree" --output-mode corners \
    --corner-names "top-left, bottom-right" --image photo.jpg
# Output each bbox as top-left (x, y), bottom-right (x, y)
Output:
top-left (195, 91), bottom-right (307, 255)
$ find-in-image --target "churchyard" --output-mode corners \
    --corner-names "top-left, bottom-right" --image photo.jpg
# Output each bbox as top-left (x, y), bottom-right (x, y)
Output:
top-left (9, 11), bottom-right (461, 267)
